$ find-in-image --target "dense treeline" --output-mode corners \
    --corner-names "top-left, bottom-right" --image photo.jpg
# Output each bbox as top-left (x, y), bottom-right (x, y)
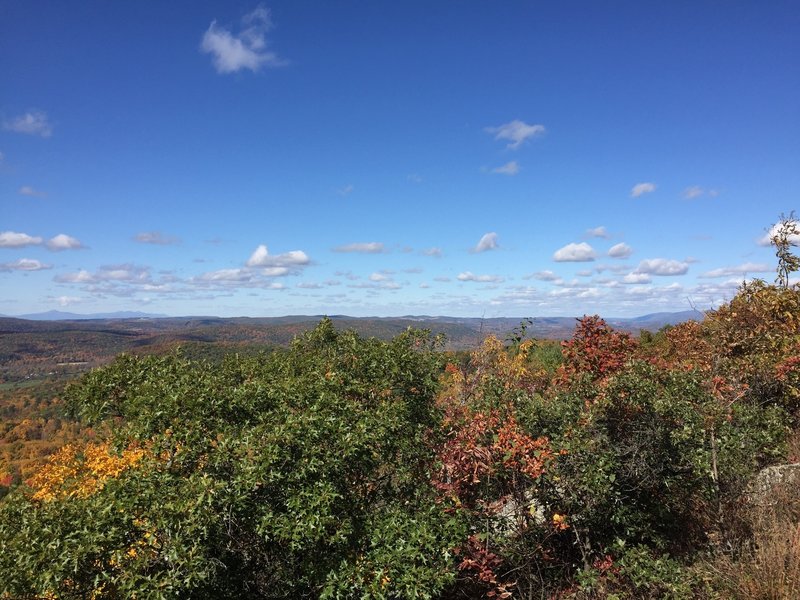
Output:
top-left (1, 223), bottom-right (799, 598)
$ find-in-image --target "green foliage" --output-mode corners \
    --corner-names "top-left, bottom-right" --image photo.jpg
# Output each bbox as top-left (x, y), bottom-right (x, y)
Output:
top-left (537, 363), bottom-right (713, 554)
top-left (573, 544), bottom-right (705, 599)
top-left (0, 319), bottom-right (462, 598)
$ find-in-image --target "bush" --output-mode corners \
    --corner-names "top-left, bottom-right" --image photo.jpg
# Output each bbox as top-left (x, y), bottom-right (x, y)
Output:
top-left (0, 320), bottom-right (463, 598)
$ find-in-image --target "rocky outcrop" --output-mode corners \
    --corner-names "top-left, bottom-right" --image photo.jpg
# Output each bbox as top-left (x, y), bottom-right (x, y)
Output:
top-left (751, 463), bottom-right (800, 502)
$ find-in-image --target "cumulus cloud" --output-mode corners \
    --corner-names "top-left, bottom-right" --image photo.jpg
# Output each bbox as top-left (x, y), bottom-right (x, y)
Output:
top-left (631, 182), bottom-right (656, 198)
top-left (3, 111), bottom-right (52, 137)
top-left (55, 295), bottom-right (81, 307)
top-left (333, 242), bottom-right (385, 254)
top-left (54, 269), bottom-right (94, 284)
top-left (525, 270), bottom-right (560, 282)
top-left (246, 244), bottom-right (310, 269)
top-left (549, 287), bottom-right (601, 299)
top-left (369, 272), bottom-right (391, 282)
top-left (586, 226), bottom-right (609, 238)
top-left (0, 231), bottom-right (43, 248)
top-left (699, 262), bottom-right (772, 278)
top-left (0, 258), bottom-right (52, 272)
top-left (457, 271), bottom-right (504, 283)
top-left (491, 161), bottom-right (520, 175)
top-left (55, 264), bottom-right (151, 285)
top-left (607, 242), bottom-right (633, 259)
top-left (635, 258), bottom-right (689, 276)
top-left (407, 173), bottom-right (423, 184)
top-left (759, 219), bottom-right (800, 246)
top-left (18, 185), bottom-right (47, 198)
top-left (473, 232), bottom-right (499, 253)
top-left (485, 120), bottom-right (545, 149)
top-left (135, 231), bottom-right (180, 245)
top-left (622, 272), bottom-right (651, 284)
top-left (553, 242), bottom-right (596, 262)
top-left (47, 234), bottom-right (85, 251)
top-left (197, 268), bottom-right (254, 282)
top-left (201, 6), bottom-right (286, 74)
top-left (422, 247), bottom-right (443, 257)
top-left (348, 280), bottom-right (401, 290)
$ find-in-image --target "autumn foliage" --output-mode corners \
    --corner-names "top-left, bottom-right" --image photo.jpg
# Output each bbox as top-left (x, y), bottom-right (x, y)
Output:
top-left (558, 315), bottom-right (637, 383)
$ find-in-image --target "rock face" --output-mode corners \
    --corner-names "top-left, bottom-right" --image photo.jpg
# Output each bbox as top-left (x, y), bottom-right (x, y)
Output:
top-left (751, 463), bottom-right (800, 502)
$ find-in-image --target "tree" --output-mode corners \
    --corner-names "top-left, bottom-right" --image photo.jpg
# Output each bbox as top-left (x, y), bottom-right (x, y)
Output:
top-left (771, 211), bottom-right (800, 289)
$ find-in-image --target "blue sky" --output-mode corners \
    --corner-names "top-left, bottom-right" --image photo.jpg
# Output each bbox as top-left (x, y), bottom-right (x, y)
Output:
top-left (2, 1), bottom-right (798, 318)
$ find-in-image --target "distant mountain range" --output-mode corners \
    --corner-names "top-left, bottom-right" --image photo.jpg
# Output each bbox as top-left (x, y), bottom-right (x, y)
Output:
top-left (0, 309), bottom-right (706, 383)
top-left (2, 309), bottom-right (704, 331)
top-left (6, 310), bottom-right (170, 321)
top-left (0, 309), bottom-right (704, 340)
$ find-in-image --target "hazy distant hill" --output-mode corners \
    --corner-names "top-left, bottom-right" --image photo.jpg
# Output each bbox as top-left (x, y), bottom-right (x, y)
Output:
top-left (0, 309), bottom-right (706, 384)
top-left (11, 310), bottom-right (170, 321)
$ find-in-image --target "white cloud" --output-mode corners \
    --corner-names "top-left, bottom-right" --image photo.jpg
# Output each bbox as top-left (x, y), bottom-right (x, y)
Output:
top-left (0, 258), bottom-right (52, 272)
top-left (631, 182), bottom-right (656, 197)
top-left (407, 173), bottom-right (423, 184)
top-left (56, 295), bottom-right (81, 307)
top-left (3, 111), bottom-right (52, 137)
top-left (607, 242), bottom-right (633, 259)
top-left (18, 185), bottom-right (46, 198)
top-left (683, 185), bottom-right (704, 199)
top-left (197, 268), bottom-right (253, 282)
top-left (422, 247), bottom-right (442, 257)
top-left (526, 270), bottom-right (560, 282)
top-left (622, 272), bottom-right (651, 284)
top-left (246, 244), bottom-right (310, 268)
top-left (46, 234), bottom-right (84, 251)
top-left (55, 264), bottom-right (151, 285)
top-left (586, 226), bottom-right (609, 238)
top-left (699, 262), bottom-right (772, 278)
top-left (348, 280), bottom-right (401, 290)
top-left (0, 231), bottom-right (43, 248)
top-left (201, 6), bottom-right (286, 74)
top-left (369, 272), bottom-right (390, 282)
top-left (333, 242), bottom-right (385, 254)
top-left (635, 258), bottom-right (689, 276)
top-left (553, 242), bottom-right (596, 262)
top-left (457, 271), bottom-right (504, 283)
top-left (338, 184), bottom-right (354, 196)
top-left (759, 219), bottom-right (800, 246)
top-left (491, 161), bottom-right (519, 175)
top-left (549, 287), bottom-right (601, 299)
top-left (135, 231), bottom-right (180, 245)
top-left (433, 276), bottom-right (451, 282)
top-left (473, 232), bottom-right (499, 253)
top-left (485, 120), bottom-right (545, 150)
top-left (55, 269), bottom-right (94, 283)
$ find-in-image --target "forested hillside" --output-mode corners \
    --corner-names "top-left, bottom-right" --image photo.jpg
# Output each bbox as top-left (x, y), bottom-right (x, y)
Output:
top-left (1, 230), bottom-right (799, 598)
